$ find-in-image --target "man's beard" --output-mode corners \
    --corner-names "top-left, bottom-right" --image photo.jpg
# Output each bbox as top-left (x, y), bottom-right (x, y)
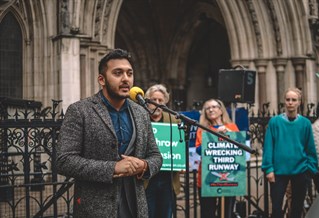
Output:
top-left (105, 79), bottom-right (129, 100)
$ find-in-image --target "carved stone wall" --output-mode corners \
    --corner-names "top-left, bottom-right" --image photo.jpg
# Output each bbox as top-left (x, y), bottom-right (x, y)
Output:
top-left (0, 0), bottom-right (318, 111)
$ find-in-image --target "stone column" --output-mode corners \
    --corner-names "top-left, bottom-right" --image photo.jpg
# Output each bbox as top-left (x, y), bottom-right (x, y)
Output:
top-left (53, 0), bottom-right (82, 110)
top-left (273, 58), bottom-right (287, 104)
top-left (291, 57), bottom-right (307, 113)
top-left (255, 59), bottom-right (268, 109)
top-left (291, 57), bottom-right (306, 93)
top-left (58, 37), bottom-right (81, 110)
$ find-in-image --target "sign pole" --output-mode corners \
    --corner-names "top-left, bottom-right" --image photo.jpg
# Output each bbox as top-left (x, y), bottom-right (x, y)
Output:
top-left (231, 103), bottom-right (236, 123)
top-left (221, 197), bottom-right (225, 218)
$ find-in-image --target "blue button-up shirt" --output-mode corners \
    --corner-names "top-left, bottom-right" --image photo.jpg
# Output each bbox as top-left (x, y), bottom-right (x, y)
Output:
top-left (100, 91), bottom-right (133, 154)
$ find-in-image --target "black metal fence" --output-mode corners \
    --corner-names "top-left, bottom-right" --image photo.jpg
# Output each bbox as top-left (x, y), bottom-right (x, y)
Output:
top-left (0, 98), bottom-right (318, 218)
top-left (0, 98), bottom-right (70, 218)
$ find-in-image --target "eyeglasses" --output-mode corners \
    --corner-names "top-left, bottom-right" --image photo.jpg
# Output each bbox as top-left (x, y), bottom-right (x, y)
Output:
top-left (205, 105), bottom-right (220, 111)
top-left (150, 98), bottom-right (165, 104)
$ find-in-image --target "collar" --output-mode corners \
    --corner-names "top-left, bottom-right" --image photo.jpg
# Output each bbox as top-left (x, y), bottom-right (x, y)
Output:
top-left (99, 90), bottom-right (129, 111)
top-left (282, 113), bottom-right (300, 121)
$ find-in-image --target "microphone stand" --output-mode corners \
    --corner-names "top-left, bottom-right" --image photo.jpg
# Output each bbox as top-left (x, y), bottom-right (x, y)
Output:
top-left (144, 98), bottom-right (256, 218)
top-left (145, 98), bottom-right (256, 154)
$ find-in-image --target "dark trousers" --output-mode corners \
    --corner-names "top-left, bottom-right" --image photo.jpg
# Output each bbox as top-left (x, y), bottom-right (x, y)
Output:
top-left (146, 172), bottom-right (175, 218)
top-left (198, 188), bottom-right (235, 218)
top-left (270, 172), bottom-right (310, 218)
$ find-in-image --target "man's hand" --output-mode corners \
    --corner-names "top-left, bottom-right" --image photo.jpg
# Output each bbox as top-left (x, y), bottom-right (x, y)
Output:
top-left (113, 155), bottom-right (146, 178)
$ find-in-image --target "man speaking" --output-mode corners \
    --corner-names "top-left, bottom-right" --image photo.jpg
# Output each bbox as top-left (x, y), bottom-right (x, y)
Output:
top-left (57, 48), bottom-right (162, 218)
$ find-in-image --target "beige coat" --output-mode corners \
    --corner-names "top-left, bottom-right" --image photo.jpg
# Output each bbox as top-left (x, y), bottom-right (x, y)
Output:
top-left (144, 111), bottom-right (182, 195)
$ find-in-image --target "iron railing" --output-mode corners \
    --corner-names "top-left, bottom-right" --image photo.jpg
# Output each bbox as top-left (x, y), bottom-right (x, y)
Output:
top-left (0, 98), bottom-right (318, 218)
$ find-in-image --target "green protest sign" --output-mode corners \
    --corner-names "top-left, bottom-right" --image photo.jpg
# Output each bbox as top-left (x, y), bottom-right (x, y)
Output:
top-left (201, 131), bottom-right (247, 197)
top-left (152, 122), bottom-right (186, 171)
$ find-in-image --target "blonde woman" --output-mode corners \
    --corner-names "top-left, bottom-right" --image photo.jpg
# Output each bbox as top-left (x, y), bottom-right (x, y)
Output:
top-left (262, 88), bottom-right (318, 218)
top-left (195, 99), bottom-right (239, 218)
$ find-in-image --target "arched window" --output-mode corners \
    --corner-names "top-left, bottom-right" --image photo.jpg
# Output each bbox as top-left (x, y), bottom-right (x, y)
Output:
top-left (0, 12), bottom-right (22, 98)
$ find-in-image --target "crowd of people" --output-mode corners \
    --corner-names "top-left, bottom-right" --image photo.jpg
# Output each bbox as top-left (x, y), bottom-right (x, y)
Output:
top-left (56, 48), bottom-right (319, 218)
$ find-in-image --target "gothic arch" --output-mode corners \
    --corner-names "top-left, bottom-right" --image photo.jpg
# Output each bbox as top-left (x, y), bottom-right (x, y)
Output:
top-left (0, 0), bottom-right (317, 111)
top-left (0, 3), bottom-right (32, 98)
top-left (27, 1), bottom-right (51, 102)
top-left (115, 9), bottom-right (154, 87)
top-left (0, 1), bottom-right (61, 105)
top-left (0, 11), bottom-right (23, 98)
top-left (0, 4), bottom-right (29, 38)
top-left (166, 2), bottom-right (226, 87)
top-left (215, 0), bottom-right (317, 109)
top-left (73, 0), bottom-right (122, 48)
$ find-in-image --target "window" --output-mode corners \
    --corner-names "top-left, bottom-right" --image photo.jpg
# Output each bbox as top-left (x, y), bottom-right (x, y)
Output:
top-left (0, 12), bottom-right (22, 98)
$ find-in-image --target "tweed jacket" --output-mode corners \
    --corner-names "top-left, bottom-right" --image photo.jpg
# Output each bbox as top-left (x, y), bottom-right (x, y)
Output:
top-left (56, 92), bottom-right (163, 218)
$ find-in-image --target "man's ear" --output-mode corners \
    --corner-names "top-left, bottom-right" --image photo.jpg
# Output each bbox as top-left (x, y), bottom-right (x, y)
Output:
top-left (98, 74), bottom-right (105, 86)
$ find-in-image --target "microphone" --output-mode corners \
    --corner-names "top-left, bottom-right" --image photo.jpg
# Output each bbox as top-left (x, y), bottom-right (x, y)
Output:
top-left (129, 86), bottom-right (147, 106)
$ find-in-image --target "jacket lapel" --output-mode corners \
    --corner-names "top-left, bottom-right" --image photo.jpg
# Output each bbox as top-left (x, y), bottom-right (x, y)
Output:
top-left (124, 107), bottom-right (137, 155)
top-left (91, 93), bottom-right (117, 138)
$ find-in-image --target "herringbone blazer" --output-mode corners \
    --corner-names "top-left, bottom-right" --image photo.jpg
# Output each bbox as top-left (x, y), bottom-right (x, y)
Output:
top-left (56, 92), bottom-right (162, 218)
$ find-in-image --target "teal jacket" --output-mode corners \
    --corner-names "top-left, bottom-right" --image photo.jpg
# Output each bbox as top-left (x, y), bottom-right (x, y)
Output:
top-left (262, 114), bottom-right (318, 175)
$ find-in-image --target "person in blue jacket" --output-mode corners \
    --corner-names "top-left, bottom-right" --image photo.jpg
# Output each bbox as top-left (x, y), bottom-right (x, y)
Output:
top-left (262, 87), bottom-right (318, 218)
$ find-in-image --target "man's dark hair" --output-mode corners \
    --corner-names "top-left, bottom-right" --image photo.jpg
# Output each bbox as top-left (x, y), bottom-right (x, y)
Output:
top-left (98, 48), bottom-right (133, 75)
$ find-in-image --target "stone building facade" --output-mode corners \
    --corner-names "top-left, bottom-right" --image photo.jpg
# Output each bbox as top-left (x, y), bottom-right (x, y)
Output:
top-left (0, 0), bottom-right (318, 111)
